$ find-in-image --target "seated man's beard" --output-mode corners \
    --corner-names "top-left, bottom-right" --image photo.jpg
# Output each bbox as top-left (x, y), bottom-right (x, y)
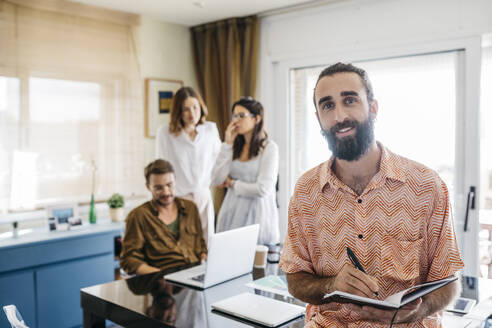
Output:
top-left (321, 117), bottom-right (375, 161)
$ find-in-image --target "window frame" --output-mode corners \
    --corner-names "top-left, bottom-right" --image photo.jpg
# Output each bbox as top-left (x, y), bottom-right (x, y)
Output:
top-left (263, 36), bottom-right (482, 276)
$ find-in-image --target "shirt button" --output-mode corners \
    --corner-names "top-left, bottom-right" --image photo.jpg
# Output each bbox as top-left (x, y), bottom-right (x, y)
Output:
top-left (358, 234), bottom-right (363, 239)
top-left (357, 199), bottom-right (362, 204)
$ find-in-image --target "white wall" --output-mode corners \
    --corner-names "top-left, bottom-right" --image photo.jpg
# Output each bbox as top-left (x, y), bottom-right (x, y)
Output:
top-left (135, 16), bottom-right (197, 88)
top-left (259, 0), bottom-right (492, 246)
top-left (261, 0), bottom-right (492, 63)
top-left (134, 16), bottom-right (198, 164)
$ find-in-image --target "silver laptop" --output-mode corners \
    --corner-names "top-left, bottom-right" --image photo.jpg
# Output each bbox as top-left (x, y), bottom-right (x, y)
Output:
top-left (211, 292), bottom-right (305, 327)
top-left (164, 224), bottom-right (259, 289)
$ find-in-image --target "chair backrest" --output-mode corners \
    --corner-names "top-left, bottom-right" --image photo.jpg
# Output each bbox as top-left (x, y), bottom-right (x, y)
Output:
top-left (2, 305), bottom-right (29, 328)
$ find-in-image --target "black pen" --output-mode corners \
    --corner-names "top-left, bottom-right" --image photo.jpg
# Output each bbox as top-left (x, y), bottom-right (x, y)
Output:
top-left (346, 247), bottom-right (379, 296)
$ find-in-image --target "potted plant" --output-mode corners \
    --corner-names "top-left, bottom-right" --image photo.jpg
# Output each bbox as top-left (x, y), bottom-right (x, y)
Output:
top-left (107, 193), bottom-right (125, 222)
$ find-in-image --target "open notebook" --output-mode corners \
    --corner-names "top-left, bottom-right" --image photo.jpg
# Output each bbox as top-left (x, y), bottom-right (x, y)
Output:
top-left (323, 276), bottom-right (458, 310)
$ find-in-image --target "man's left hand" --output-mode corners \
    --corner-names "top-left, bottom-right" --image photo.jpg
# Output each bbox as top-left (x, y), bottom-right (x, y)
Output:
top-left (344, 298), bottom-right (422, 323)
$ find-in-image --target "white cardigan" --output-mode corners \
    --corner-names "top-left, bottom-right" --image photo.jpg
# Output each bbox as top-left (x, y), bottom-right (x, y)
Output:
top-left (212, 140), bottom-right (280, 244)
top-left (212, 140), bottom-right (279, 198)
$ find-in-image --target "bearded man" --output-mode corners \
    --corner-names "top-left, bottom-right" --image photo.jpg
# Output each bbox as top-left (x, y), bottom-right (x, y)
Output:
top-left (120, 159), bottom-right (207, 275)
top-left (279, 62), bottom-right (464, 327)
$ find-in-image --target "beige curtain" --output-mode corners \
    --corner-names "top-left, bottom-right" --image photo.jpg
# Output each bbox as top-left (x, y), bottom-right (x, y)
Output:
top-left (191, 15), bottom-right (259, 218)
top-left (191, 15), bottom-right (259, 139)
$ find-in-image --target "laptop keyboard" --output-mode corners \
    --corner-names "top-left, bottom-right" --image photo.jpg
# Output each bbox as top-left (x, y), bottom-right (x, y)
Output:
top-left (191, 273), bottom-right (205, 282)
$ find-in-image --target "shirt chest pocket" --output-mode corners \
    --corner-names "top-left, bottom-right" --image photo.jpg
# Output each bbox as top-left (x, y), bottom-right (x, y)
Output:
top-left (381, 236), bottom-right (423, 282)
top-left (179, 222), bottom-right (198, 247)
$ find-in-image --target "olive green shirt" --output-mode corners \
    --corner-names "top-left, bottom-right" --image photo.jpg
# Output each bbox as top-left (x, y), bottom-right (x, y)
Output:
top-left (120, 198), bottom-right (207, 274)
top-left (166, 213), bottom-right (180, 240)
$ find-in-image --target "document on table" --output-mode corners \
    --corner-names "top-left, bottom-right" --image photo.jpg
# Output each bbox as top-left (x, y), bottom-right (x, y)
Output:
top-left (246, 275), bottom-right (292, 298)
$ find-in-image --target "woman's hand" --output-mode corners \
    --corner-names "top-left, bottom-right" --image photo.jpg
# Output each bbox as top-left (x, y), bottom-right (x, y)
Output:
top-left (218, 176), bottom-right (236, 189)
top-left (225, 176), bottom-right (236, 188)
top-left (225, 121), bottom-right (238, 145)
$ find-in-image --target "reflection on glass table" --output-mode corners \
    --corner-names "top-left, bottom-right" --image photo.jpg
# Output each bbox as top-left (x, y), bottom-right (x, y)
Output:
top-left (126, 274), bottom-right (206, 327)
top-left (81, 264), bottom-right (305, 328)
top-left (84, 262), bottom-right (492, 328)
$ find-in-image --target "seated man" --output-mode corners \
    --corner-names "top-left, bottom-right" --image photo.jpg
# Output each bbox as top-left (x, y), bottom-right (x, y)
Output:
top-left (120, 159), bottom-right (207, 275)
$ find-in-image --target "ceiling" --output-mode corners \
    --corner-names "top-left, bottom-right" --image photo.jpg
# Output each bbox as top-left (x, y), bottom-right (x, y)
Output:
top-left (67, 0), bottom-right (324, 26)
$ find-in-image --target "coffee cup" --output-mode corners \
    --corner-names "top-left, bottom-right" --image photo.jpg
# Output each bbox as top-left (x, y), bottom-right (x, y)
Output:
top-left (254, 245), bottom-right (269, 268)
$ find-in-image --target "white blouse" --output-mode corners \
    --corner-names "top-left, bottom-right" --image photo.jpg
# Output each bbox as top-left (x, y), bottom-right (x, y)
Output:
top-left (155, 122), bottom-right (221, 196)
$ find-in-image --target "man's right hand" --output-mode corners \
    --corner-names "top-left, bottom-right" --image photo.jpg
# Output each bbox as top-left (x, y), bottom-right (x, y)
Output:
top-left (135, 263), bottom-right (161, 275)
top-left (285, 269), bottom-right (379, 307)
top-left (329, 263), bottom-right (380, 298)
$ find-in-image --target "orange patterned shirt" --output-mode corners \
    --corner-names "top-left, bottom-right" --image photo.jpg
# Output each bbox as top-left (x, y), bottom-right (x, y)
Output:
top-left (280, 143), bottom-right (464, 328)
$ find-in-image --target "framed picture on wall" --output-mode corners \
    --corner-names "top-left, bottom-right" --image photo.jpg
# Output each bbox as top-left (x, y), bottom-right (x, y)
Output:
top-left (145, 78), bottom-right (184, 139)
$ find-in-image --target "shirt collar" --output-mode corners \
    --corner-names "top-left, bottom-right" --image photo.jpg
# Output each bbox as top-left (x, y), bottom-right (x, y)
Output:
top-left (195, 123), bottom-right (205, 133)
top-left (319, 141), bottom-right (407, 192)
top-left (178, 124), bottom-right (204, 143)
top-left (377, 143), bottom-right (407, 183)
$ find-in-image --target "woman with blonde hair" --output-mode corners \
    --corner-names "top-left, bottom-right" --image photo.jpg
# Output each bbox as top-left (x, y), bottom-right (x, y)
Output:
top-left (156, 86), bottom-right (221, 242)
top-left (212, 97), bottom-right (279, 245)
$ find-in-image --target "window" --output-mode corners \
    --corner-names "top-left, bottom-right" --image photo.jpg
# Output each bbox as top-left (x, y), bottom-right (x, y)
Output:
top-left (29, 78), bottom-right (101, 122)
top-left (0, 76), bottom-right (20, 210)
top-left (0, 2), bottom-right (145, 214)
top-left (9, 78), bottom-right (102, 209)
top-left (289, 47), bottom-right (492, 276)
top-left (290, 52), bottom-right (459, 203)
top-left (479, 46), bottom-right (492, 277)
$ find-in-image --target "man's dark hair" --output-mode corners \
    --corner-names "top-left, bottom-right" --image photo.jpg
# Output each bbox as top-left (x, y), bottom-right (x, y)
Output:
top-left (144, 159), bottom-right (174, 184)
top-left (313, 62), bottom-right (374, 107)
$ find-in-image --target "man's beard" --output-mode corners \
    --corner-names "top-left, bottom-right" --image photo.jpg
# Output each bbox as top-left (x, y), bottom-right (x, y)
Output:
top-left (321, 117), bottom-right (375, 161)
top-left (155, 195), bottom-right (174, 206)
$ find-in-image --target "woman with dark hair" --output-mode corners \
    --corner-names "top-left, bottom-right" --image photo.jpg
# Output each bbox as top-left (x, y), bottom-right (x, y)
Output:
top-left (212, 97), bottom-right (279, 245)
top-left (156, 86), bottom-right (221, 243)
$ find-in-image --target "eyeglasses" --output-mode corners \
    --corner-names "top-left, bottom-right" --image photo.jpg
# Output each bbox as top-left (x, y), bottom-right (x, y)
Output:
top-left (232, 112), bottom-right (255, 120)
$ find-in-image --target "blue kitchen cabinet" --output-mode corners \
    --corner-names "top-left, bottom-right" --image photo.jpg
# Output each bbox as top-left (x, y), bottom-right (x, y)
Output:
top-left (36, 254), bottom-right (113, 328)
top-left (0, 223), bottom-right (122, 328)
top-left (0, 270), bottom-right (36, 328)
